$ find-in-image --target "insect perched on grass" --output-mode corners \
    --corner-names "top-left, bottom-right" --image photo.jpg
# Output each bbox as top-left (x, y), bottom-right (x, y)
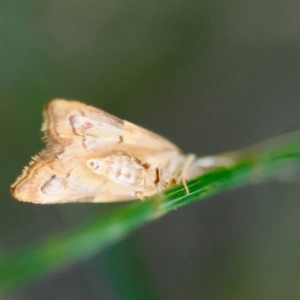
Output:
top-left (11, 99), bottom-right (232, 204)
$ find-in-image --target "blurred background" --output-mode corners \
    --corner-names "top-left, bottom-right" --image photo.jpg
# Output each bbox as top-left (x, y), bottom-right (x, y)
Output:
top-left (1, 1), bottom-right (300, 299)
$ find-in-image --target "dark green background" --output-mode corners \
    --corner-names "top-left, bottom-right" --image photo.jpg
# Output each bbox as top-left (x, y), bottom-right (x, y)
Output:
top-left (1, 1), bottom-right (300, 299)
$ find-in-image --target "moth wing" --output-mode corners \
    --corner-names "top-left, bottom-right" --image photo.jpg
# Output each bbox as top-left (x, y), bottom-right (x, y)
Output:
top-left (10, 150), bottom-right (137, 204)
top-left (43, 99), bottom-right (180, 155)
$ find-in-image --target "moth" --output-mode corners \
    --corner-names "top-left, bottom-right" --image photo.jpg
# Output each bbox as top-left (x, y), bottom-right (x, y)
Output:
top-left (11, 99), bottom-right (230, 204)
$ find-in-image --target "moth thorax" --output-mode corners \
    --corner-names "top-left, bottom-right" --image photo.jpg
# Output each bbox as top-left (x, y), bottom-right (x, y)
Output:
top-left (86, 154), bottom-right (146, 186)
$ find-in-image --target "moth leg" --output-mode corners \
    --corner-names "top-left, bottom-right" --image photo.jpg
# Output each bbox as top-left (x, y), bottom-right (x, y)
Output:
top-left (142, 169), bottom-right (147, 189)
top-left (178, 154), bottom-right (196, 194)
top-left (157, 168), bottom-right (162, 191)
top-left (135, 191), bottom-right (145, 200)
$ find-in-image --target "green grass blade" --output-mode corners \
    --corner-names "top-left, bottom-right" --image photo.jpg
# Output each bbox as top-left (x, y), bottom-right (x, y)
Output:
top-left (1, 130), bottom-right (300, 295)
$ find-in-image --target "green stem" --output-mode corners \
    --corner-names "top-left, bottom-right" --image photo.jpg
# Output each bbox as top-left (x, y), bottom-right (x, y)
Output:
top-left (1, 130), bottom-right (300, 295)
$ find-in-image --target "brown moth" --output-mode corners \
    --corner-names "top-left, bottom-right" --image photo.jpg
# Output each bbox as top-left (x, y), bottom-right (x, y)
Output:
top-left (11, 99), bottom-right (230, 204)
